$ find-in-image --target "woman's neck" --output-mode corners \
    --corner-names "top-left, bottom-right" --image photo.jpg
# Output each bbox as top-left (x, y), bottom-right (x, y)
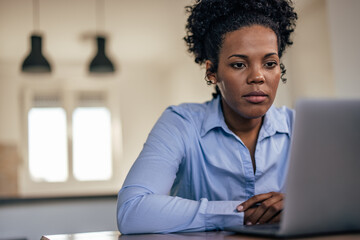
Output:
top-left (221, 99), bottom-right (263, 173)
top-left (221, 99), bottom-right (263, 137)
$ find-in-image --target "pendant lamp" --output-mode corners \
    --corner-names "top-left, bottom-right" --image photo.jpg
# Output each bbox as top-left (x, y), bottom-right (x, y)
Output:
top-left (89, 36), bottom-right (115, 73)
top-left (21, 0), bottom-right (52, 73)
top-left (89, 0), bottom-right (116, 73)
top-left (22, 35), bottom-right (51, 72)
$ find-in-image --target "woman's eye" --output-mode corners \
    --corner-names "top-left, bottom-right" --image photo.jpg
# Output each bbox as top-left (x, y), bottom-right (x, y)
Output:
top-left (231, 62), bottom-right (246, 69)
top-left (265, 61), bottom-right (278, 68)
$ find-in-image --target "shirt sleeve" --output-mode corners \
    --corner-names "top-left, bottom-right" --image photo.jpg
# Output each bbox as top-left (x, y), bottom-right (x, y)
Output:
top-left (117, 108), bottom-right (244, 234)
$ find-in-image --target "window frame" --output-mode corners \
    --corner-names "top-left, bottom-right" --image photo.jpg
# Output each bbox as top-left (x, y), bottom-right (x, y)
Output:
top-left (19, 80), bottom-right (123, 197)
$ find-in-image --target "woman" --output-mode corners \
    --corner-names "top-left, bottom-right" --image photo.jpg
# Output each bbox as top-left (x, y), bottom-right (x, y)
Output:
top-left (117, 0), bottom-right (297, 234)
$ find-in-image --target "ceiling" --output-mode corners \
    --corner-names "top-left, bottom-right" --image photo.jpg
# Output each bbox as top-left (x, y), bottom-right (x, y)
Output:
top-left (0, 0), bottom-right (192, 65)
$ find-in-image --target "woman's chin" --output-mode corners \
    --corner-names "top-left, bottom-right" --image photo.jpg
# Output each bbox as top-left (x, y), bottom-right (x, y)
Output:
top-left (238, 105), bottom-right (271, 120)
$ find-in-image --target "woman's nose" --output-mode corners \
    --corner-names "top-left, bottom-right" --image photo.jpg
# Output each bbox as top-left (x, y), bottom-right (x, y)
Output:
top-left (247, 68), bottom-right (265, 84)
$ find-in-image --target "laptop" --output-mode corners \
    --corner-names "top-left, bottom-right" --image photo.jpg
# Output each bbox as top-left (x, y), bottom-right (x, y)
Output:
top-left (225, 99), bottom-right (360, 237)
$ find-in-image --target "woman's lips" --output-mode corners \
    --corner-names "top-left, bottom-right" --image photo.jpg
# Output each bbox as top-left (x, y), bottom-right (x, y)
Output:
top-left (243, 91), bottom-right (268, 103)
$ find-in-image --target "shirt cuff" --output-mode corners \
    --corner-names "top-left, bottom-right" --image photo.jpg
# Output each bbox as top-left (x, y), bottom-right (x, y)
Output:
top-left (202, 199), bottom-right (244, 230)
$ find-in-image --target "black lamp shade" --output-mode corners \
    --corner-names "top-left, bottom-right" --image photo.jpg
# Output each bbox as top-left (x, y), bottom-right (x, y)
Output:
top-left (22, 34), bottom-right (51, 73)
top-left (89, 36), bottom-right (115, 73)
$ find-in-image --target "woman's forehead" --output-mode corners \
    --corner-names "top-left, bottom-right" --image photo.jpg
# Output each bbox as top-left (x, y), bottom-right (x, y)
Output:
top-left (220, 25), bottom-right (279, 57)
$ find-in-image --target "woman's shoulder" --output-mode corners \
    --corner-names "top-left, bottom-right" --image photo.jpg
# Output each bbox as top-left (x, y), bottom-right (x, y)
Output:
top-left (169, 101), bottom-right (209, 114)
top-left (149, 100), bottom-right (214, 142)
top-left (163, 99), bottom-right (214, 124)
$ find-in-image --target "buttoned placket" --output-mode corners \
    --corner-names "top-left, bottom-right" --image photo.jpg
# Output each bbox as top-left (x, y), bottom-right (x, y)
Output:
top-left (223, 127), bottom-right (257, 200)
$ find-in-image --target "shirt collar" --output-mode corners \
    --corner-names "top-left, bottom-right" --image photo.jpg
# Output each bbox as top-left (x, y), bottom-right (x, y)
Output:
top-left (200, 96), bottom-right (227, 137)
top-left (258, 105), bottom-right (292, 141)
top-left (200, 96), bottom-right (291, 139)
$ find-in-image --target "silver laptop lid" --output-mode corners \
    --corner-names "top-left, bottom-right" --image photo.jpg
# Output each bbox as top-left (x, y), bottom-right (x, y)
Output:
top-left (280, 99), bottom-right (360, 236)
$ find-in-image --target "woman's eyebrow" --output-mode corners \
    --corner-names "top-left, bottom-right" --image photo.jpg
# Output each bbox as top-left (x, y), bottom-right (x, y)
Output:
top-left (228, 54), bottom-right (248, 59)
top-left (264, 52), bottom-right (278, 58)
top-left (228, 52), bottom-right (278, 59)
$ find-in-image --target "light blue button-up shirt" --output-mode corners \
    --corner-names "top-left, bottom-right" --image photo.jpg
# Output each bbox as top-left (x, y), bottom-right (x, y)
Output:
top-left (117, 96), bottom-right (294, 234)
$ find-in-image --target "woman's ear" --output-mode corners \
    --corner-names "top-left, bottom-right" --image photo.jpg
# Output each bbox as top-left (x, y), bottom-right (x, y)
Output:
top-left (205, 60), bottom-right (217, 85)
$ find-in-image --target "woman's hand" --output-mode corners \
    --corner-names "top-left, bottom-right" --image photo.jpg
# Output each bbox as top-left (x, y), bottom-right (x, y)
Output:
top-left (237, 192), bottom-right (284, 225)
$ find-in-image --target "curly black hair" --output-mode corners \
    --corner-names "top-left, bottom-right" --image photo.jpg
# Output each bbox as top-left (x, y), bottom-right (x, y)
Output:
top-left (184, 0), bottom-right (297, 98)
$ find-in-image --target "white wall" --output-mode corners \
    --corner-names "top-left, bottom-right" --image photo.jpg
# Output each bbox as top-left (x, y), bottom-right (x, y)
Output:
top-left (327, 0), bottom-right (360, 98)
top-left (284, 0), bottom-right (360, 104)
top-left (283, 0), bottom-right (335, 107)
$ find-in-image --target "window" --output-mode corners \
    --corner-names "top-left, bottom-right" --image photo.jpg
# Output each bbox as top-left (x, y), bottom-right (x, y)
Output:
top-left (20, 82), bottom-right (122, 196)
top-left (72, 107), bottom-right (112, 181)
top-left (28, 107), bottom-right (68, 182)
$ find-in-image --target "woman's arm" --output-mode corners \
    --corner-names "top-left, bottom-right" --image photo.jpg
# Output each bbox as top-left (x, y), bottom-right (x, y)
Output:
top-left (118, 187), bottom-right (243, 234)
top-left (117, 109), bottom-right (244, 234)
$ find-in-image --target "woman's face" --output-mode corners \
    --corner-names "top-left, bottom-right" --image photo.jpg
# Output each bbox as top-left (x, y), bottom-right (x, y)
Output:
top-left (208, 25), bottom-right (281, 120)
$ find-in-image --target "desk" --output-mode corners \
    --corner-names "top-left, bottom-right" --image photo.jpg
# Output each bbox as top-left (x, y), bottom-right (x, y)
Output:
top-left (41, 231), bottom-right (360, 240)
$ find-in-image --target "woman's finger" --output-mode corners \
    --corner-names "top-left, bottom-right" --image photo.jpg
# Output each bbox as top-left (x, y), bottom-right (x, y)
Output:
top-left (237, 192), bottom-right (273, 212)
top-left (243, 207), bottom-right (257, 224)
top-left (257, 200), bottom-right (283, 224)
top-left (269, 212), bottom-right (282, 223)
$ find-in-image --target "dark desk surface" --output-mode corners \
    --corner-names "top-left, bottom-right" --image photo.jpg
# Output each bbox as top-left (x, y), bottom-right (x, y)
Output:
top-left (41, 231), bottom-right (360, 240)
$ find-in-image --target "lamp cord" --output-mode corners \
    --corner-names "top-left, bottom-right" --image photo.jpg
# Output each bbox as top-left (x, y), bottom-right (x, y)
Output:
top-left (33, 0), bottom-right (40, 32)
top-left (96, 0), bottom-right (105, 35)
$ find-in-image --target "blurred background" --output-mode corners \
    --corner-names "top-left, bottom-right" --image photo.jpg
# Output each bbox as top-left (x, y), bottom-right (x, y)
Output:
top-left (0, 0), bottom-right (359, 239)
